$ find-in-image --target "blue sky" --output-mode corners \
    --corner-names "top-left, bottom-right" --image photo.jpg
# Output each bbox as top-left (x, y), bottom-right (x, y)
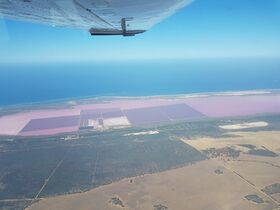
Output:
top-left (0, 0), bottom-right (280, 63)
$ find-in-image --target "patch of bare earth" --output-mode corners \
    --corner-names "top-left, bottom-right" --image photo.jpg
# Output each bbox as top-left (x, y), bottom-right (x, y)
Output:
top-left (27, 131), bottom-right (280, 210)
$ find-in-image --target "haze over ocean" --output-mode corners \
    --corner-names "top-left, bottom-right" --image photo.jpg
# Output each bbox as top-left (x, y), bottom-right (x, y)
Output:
top-left (0, 58), bottom-right (279, 106)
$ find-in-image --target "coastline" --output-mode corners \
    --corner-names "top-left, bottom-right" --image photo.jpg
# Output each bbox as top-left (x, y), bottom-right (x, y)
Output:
top-left (0, 89), bottom-right (280, 136)
top-left (0, 88), bottom-right (279, 111)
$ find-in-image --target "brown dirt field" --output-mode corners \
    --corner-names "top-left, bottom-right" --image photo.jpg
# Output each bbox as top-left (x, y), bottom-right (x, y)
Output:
top-left (27, 160), bottom-right (277, 210)
top-left (27, 131), bottom-right (280, 210)
top-left (183, 131), bottom-right (280, 153)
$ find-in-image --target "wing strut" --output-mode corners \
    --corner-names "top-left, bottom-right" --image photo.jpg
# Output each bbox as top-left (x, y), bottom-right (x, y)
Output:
top-left (89, 18), bottom-right (146, 36)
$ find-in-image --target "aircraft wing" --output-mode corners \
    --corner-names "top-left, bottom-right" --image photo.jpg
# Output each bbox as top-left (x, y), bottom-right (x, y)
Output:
top-left (0, 0), bottom-right (193, 36)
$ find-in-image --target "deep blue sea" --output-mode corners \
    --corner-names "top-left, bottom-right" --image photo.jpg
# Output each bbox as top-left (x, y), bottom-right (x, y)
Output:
top-left (0, 58), bottom-right (280, 106)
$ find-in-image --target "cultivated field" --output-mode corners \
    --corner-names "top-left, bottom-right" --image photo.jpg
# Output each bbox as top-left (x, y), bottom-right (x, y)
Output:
top-left (1, 113), bottom-right (280, 210)
top-left (27, 159), bottom-right (278, 210)
top-left (27, 131), bottom-right (280, 210)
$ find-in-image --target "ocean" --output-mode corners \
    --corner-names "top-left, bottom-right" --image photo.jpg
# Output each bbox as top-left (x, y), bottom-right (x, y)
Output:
top-left (0, 58), bottom-right (279, 106)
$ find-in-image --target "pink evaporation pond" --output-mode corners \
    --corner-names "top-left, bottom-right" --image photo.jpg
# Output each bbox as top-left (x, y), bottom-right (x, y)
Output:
top-left (184, 95), bottom-right (280, 117)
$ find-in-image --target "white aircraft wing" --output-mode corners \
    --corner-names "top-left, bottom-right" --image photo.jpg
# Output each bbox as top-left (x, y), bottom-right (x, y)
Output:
top-left (0, 0), bottom-right (193, 36)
